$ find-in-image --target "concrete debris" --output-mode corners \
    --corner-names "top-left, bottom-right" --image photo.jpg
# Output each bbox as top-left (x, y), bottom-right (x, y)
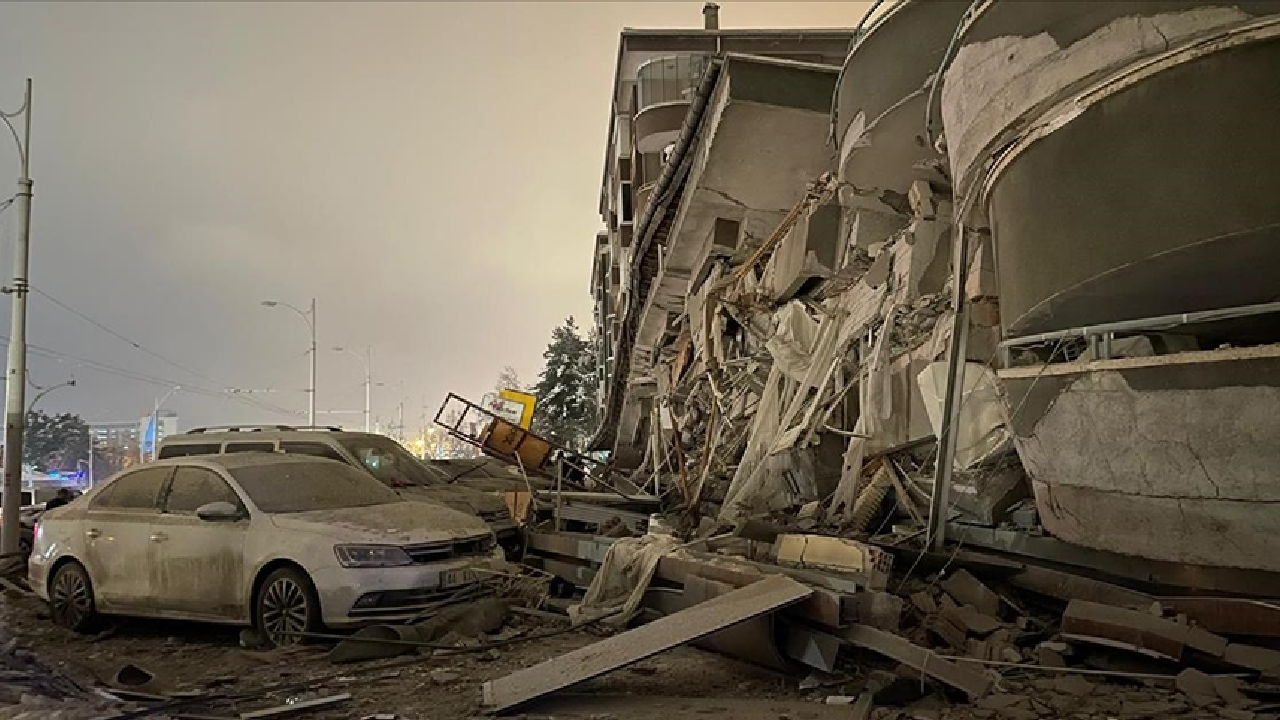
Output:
top-left (941, 570), bottom-right (1001, 618)
top-left (842, 624), bottom-right (992, 698)
top-left (773, 534), bottom-right (892, 590)
top-left (1061, 599), bottom-right (1227, 662)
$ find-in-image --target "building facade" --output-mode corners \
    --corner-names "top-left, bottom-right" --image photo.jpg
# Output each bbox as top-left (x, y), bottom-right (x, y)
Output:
top-left (591, 4), bottom-right (854, 464)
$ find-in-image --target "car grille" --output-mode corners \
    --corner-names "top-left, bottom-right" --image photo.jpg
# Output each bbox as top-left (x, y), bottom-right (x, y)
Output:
top-left (401, 535), bottom-right (494, 564)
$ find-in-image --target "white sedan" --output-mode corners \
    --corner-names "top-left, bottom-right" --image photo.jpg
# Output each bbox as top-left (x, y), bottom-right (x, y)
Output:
top-left (29, 453), bottom-right (502, 645)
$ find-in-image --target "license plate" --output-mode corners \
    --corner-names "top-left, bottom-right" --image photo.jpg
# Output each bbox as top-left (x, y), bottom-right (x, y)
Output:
top-left (441, 569), bottom-right (476, 588)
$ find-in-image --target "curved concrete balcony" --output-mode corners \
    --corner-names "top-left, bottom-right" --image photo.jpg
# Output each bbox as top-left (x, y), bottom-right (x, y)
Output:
top-left (835, 1), bottom-right (968, 219)
top-left (975, 17), bottom-right (1280, 337)
top-left (634, 101), bottom-right (689, 155)
top-left (941, 1), bottom-right (1280, 198)
top-left (834, 0), bottom-right (970, 151)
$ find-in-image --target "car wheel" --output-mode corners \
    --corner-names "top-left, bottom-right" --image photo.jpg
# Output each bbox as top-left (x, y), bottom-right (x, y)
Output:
top-left (49, 562), bottom-right (98, 633)
top-left (18, 536), bottom-right (30, 557)
top-left (255, 568), bottom-right (319, 648)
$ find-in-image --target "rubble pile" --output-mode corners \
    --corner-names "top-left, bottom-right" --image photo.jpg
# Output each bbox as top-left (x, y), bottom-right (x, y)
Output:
top-left (0, 630), bottom-right (146, 720)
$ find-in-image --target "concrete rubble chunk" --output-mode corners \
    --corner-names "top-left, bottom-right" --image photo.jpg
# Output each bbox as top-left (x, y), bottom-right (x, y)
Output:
top-left (1175, 668), bottom-right (1220, 706)
top-left (842, 624), bottom-right (992, 698)
top-left (1051, 674), bottom-right (1097, 697)
top-left (941, 569), bottom-right (1002, 618)
top-left (910, 591), bottom-right (938, 615)
top-left (943, 602), bottom-right (1002, 637)
top-left (1212, 676), bottom-right (1253, 708)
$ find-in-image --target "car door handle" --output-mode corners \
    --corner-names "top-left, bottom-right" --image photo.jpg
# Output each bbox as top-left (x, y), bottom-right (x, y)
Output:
top-left (85, 529), bottom-right (101, 539)
top-left (149, 532), bottom-right (167, 543)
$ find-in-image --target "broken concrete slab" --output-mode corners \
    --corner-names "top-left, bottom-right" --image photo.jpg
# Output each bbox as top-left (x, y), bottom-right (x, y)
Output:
top-left (1061, 599), bottom-right (1228, 662)
top-left (482, 574), bottom-right (813, 713)
top-left (941, 570), bottom-right (1001, 618)
top-left (1224, 643), bottom-right (1280, 675)
top-left (842, 623), bottom-right (992, 698)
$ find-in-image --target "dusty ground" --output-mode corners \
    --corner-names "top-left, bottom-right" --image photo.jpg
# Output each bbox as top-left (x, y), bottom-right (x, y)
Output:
top-left (1, 589), bottom-right (1266, 720)
top-left (0, 591), bottom-right (857, 720)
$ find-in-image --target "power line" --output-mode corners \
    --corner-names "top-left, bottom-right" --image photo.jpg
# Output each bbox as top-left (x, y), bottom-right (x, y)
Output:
top-left (2, 334), bottom-right (301, 418)
top-left (23, 286), bottom-right (304, 418)
top-left (31, 286), bottom-right (229, 389)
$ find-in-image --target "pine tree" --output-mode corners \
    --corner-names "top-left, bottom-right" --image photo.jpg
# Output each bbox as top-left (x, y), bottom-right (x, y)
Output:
top-left (532, 317), bottom-right (599, 450)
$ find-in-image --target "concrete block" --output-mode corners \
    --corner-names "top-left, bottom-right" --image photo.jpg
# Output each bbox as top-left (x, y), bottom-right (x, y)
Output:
top-left (941, 570), bottom-right (1002, 618)
top-left (774, 534), bottom-right (892, 590)
top-left (851, 591), bottom-right (904, 632)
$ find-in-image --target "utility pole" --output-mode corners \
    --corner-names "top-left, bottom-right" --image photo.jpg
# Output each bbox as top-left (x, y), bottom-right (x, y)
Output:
top-left (1, 79), bottom-right (33, 556)
top-left (308, 298), bottom-right (316, 426)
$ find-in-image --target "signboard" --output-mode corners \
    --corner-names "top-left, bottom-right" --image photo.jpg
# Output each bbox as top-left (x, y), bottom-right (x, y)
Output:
top-left (481, 393), bottom-right (525, 426)
top-left (499, 389), bottom-right (537, 430)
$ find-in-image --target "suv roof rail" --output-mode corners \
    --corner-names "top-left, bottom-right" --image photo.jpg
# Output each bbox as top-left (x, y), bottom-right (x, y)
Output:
top-left (182, 424), bottom-right (345, 435)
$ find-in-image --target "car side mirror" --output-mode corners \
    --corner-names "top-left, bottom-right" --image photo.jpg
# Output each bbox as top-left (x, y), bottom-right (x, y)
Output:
top-left (195, 501), bottom-right (243, 522)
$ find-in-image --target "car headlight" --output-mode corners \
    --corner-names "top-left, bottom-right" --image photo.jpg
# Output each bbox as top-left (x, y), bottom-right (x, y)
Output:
top-left (334, 544), bottom-right (413, 568)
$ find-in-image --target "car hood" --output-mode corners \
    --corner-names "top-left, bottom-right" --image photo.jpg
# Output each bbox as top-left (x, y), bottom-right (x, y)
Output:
top-left (397, 485), bottom-right (507, 515)
top-left (268, 501), bottom-right (490, 544)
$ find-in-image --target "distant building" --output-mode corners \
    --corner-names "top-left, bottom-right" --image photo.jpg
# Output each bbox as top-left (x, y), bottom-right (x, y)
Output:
top-left (88, 412), bottom-right (179, 469)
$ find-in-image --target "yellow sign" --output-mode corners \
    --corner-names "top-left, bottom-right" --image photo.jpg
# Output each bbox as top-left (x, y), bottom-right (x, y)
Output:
top-left (499, 389), bottom-right (537, 429)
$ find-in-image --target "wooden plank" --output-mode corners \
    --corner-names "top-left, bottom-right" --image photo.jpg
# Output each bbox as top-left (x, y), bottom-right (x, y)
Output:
top-left (842, 624), bottom-right (992, 698)
top-left (239, 693), bottom-right (351, 719)
top-left (482, 575), bottom-right (813, 713)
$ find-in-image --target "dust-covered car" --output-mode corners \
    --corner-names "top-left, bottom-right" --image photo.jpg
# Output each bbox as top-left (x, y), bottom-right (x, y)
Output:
top-left (156, 427), bottom-right (522, 555)
top-left (29, 453), bottom-right (502, 645)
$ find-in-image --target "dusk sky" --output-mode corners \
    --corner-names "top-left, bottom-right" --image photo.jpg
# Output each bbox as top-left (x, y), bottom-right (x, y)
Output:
top-left (0, 1), bottom-right (865, 431)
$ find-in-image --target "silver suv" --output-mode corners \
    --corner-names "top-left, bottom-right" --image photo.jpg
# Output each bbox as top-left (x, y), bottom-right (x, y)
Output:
top-left (156, 426), bottom-right (520, 555)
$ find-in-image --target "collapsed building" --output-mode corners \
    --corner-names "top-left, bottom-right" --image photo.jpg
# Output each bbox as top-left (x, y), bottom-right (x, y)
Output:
top-left (587, 1), bottom-right (1280, 587)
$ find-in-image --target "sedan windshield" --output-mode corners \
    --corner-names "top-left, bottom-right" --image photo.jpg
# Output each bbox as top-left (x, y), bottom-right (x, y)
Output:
top-left (230, 460), bottom-right (403, 513)
top-left (338, 436), bottom-right (442, 488)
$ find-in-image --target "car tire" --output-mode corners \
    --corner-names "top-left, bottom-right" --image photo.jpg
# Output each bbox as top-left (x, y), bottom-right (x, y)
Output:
top-left (49, 561), bottom-right (99, 633)
top-left (254, 567), bottom-right (320, 648)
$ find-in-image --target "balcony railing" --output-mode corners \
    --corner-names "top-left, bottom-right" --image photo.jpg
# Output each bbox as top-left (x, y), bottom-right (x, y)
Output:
top-left (636, 54), bottom-right (711, 112)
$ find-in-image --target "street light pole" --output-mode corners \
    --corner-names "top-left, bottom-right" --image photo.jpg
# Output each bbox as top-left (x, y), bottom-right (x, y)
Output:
top-left (26, 378), bottom-right (75, 414)
top-left (1, 79), bottom-right (33, 556)
top-left (262, 299), bottom-right (317, 426)
top-left (307, 298), bottom-right (316, 427)
top-left (333, 345), bottom-right (372, 432)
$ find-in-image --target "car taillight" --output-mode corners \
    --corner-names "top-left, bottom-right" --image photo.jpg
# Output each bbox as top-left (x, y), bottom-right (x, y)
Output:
top-left (32, 521), bottom-right (40, 543)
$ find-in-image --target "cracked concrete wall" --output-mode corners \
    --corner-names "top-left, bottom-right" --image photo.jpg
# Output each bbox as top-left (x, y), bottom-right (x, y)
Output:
top-left (1001, 347), bottom-right (1280, 571)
